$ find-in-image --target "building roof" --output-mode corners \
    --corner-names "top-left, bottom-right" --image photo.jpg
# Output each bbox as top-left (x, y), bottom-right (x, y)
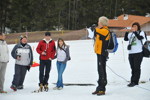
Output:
top-left (108, 14), bottom-right (150, 28)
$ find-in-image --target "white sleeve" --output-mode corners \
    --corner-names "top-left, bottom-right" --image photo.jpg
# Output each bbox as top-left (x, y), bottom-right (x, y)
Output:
top-left (127, 32), bottom-right (133, 40)
top-left (87, 28), bottom-right (94, 39)
top-left (140, 31), bottom-right (147, 43)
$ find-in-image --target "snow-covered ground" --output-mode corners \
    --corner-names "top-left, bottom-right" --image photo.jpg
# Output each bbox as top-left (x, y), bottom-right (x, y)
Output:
top-left (1, 38), bottom-right (150, 100)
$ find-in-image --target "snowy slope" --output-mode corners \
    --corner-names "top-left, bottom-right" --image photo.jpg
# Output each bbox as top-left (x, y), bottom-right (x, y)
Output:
top-left (1, 38), bottom-right (150, 100)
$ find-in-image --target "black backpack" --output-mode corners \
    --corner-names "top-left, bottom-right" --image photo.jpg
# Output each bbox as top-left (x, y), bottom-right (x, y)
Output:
top-left (140, 32), bottom-right (150, 57)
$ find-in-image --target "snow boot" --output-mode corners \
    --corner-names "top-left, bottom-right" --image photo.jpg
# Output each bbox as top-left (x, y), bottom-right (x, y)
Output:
top-left (39, 83), bottom-right (43, 92)
top-left (97, 91), bottom-right (105, 96)
top-left (127, 82), bottom-right (138, 87)
top-left (92, 90), bottom-right (99, 95)
top-left (17, 85), bottom-right (24, 90)
top-left (44, 84), bottom-right (49, 92)
top-left (0, 90), bottom-right (7, 93)
top-left (10, 85), bottom-right (17, 91)
top-left (53, 87), bottom-right (59, 90)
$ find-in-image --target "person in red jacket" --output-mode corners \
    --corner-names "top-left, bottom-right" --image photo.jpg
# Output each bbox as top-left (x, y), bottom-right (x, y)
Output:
top-left (36, 32), bottom-right (56, 92)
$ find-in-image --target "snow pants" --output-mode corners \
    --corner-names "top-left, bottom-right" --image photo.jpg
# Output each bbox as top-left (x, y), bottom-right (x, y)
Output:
top-left (129, 52), bottom-right (143, 84)
top-left (96, 54), bottom-right (107, 91)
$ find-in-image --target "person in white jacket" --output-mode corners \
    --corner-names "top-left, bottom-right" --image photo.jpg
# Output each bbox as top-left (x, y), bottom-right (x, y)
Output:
top-left (0, 33), bottom-right (9, 93)
top-left (124, 22), bottom-right (146, 87)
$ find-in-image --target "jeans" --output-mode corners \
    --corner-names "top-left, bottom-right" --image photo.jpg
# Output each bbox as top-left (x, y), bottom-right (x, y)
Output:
top-left (39, 60), bottom-right (51, 85)
top-left (56, 61), bottom-right (66, 88)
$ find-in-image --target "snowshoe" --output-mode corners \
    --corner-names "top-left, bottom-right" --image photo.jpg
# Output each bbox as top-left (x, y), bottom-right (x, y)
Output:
top-left (32, 90), bottom-right (40, 93)
top-left (32, 83), bottom-right (43, 93)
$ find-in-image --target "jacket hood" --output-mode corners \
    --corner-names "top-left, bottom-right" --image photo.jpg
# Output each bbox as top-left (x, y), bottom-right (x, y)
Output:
top-left (43, 38), bottom-right (52, 43)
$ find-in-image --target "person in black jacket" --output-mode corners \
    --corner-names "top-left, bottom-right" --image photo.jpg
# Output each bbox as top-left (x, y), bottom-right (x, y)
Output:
top-left (124, 22), bottom-right (146, 87)
top-left (10, 35), bottom-right (33, 91)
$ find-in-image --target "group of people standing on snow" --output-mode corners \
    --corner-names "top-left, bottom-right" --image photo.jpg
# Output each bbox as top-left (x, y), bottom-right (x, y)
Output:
top-left (0, 32), bottom-right (70, 93)
top-left (0, 16), bottom-right (147, 96)
top-left (91, 16), bottom-right (147, 96)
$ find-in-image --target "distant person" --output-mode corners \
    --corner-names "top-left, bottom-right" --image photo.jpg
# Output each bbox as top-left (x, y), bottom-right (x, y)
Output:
top-left (10, 35), bottom-right (33, 91)
top-left (36, 32), bottom-right (56, 92)
top-left (0, 33), bottom-right (9, 93)
top-left (53, 38), bottom-right (70, 90)
top-left (124, 22), bottom-right (146, 87)
top-left (91, 16), bottom-right (110, 96)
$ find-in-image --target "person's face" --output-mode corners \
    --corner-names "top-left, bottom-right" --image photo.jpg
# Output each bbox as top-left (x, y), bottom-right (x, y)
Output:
top-left (0, 34), bottom-right (6, 40)
top-left (131, 25), bottom-right (138, 31)
top-left (45, 36), bottom-right (51, 40)
top-left (2, 34), bottom-right (6, 40)
top-left (59, 40), bottom-right (63, 47)
top-left (98, 21), bottom-right (103, 28)
top-left (21, 38), bottom-right (27, 44)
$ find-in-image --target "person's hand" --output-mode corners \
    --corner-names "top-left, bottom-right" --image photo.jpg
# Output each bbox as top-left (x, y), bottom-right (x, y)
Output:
top-left (17, 56), bottom-right (21, 60)
top-left (41, 51), bottom-right (46, 55)
top-left (49, 58), bottom-right (52, 60)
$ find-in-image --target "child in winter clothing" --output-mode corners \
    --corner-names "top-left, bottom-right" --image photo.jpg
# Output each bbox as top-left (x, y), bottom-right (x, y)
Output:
top-left (0, 33), bottom-right (9, 93)
top-left (10, 35), bottom-right (33, 91)
top-left (36, 32), bottom-right (56, 91)
top-left (124, 22), bottom-right (146, 87)
top-left (53, 38), bottom-right (70, 90)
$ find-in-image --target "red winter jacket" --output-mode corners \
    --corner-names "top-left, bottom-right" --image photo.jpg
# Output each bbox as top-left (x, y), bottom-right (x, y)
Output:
top-left (36, 39), bottom-right (56, 60)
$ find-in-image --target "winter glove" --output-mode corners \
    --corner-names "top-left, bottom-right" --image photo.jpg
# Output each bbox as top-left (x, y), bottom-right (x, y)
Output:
top-left (91, 24), bottom-right (97, 31)
top-left (124, 32), bottom-right (129, 41)
top-left (27, 66), bottom-right (31, 71)
top-left (133, 31), bottom-right (143, 40)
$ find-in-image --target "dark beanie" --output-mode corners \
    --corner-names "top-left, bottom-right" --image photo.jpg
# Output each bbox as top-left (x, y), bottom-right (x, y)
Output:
top-left (45, 32), bottom-right (51, 36)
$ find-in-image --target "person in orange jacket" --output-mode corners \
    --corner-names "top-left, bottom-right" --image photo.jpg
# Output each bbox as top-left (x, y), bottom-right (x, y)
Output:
top-left (92, 16), bottom-right (110, 96)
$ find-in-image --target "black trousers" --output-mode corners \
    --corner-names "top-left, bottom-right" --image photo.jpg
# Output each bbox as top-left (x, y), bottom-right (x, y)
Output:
top-left (39, 60), bottom-right (51, 85)
top-left (12, 64), bottom-right (27, 87)
top-left (128, 52), bottom-right (143, 84)
top-left (96, 54), bottom-right (107, 91)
